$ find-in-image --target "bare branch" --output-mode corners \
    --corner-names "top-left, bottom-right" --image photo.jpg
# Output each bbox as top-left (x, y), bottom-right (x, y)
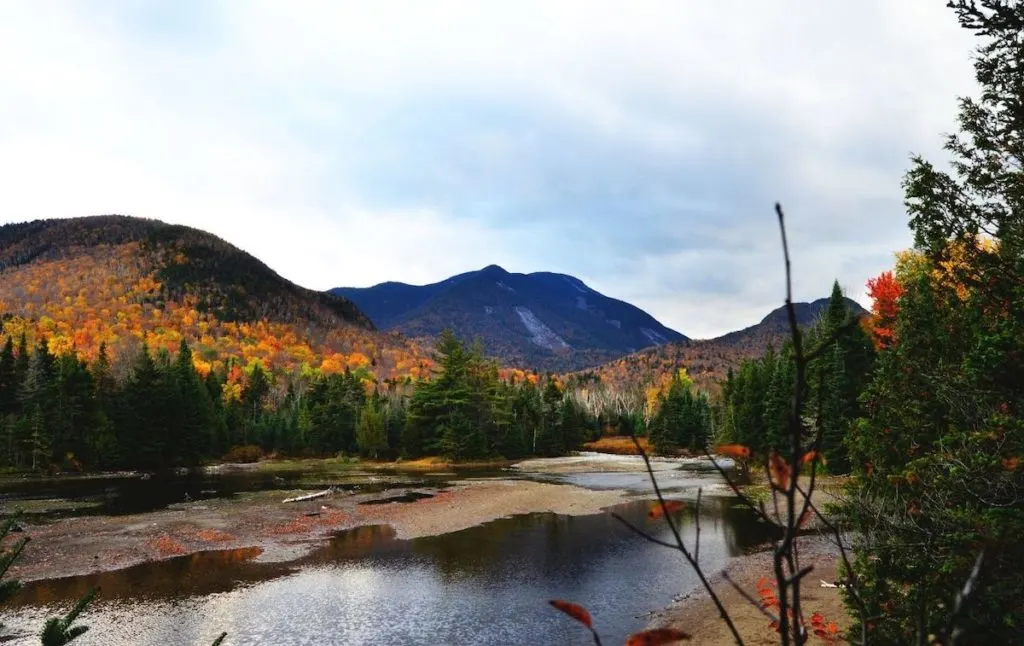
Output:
top-left (630, 433), bottom-right (747, 645)
top-left (611, 513), bottom-right (681, 550)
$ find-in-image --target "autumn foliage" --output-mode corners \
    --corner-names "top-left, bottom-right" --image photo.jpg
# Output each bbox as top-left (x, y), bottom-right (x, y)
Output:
top-left (0, 217), bottom-right (434, 386)
top-left (864, 270), bottom-right (903, 349)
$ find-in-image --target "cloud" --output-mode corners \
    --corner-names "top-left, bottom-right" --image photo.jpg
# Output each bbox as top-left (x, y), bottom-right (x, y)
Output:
top-left (0, 0), bottom-right (978, 338)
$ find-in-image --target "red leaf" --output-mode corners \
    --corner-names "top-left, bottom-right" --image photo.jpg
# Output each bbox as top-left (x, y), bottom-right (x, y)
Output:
top-left (625, 628), bottom-right (692, 645)
top-left (801, 450), bottom-right (826, 465)
top-left (548, 599), bottom-right (593, 630)
top-left (648, 500), bottom-right (685, 520)
top-left (810, 612), bottom-right (825, 626)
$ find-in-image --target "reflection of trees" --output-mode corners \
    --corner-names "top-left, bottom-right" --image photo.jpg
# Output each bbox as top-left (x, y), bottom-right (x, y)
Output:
top-left (306, 524), bottom-right (398, 563)
top-left (411, 512), bottom-right (549, 582)
top-left (12, 547), bottom-right (270, 606)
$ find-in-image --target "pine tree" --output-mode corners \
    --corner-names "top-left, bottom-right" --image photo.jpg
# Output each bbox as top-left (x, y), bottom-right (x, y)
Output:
top-left (840, 3), bottom-right (1024, 639)
top-left (356, 396), bottom-right (388, 459)
top-left (820, 343), bottom-right (848, 473)
top-left (0, 337), bottom-right (17, 416)
top-left (173, 340), bottom-right (214, 466)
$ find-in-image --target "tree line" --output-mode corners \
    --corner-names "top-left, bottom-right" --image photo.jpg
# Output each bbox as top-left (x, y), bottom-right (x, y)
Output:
top-left (0, 327), bottom-right (709, 471)
top-left (713, 282), bottom-right (876, 473)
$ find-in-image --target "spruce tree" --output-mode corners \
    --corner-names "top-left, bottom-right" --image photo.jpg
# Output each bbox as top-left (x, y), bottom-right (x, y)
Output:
top-left (356, 395), bottom-right (388, 459)
top-left (0, 337), bottom-right (16, 416)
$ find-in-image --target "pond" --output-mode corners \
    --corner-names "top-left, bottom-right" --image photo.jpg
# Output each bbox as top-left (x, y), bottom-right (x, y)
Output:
top-left (1, 456), bottom-right (769, 645)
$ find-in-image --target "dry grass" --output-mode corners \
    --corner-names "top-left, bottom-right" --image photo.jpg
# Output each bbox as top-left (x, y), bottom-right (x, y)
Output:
top-left (147, 535), bottom-right (187, 556)
top-left (582, 435), bottom-right (651, 455)
top-left (196, 528), bottom-right (236, 543)
top-left (369, 456), bottom-right (513, 471)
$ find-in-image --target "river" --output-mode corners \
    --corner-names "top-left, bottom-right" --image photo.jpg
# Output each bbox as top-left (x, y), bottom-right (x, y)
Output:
top-left (0, 455), bottom-right (768, 645)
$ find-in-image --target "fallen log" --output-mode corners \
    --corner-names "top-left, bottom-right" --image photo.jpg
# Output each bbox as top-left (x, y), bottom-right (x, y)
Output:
top-left (282, 488), bottom-right (333, 503)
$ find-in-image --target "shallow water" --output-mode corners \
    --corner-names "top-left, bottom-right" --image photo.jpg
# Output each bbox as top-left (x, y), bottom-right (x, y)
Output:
top-left (0, 464), bottom-right (505, 518)
top-left (2, 497), bottom-right (770, 645)
top-left (0, 455), bottom-right (768, 645)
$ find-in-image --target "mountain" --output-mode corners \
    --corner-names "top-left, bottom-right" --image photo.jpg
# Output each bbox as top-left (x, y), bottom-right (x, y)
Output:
top-left (575, 296), bottom-right (868, 394)
top-left (0, 216), bottom-right (432, 379)
top-left (332, 264), bottom-right (687, 372)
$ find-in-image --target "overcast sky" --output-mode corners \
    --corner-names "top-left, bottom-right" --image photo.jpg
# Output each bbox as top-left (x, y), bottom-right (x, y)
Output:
top-left (0, 1), bottom-right (979, 338)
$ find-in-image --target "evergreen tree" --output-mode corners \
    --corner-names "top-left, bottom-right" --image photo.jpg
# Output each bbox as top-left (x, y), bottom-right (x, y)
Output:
top-left (820, 343), bottom-right (848, 472)
top-left (761, 345), bottom-right (794, 453)
top-left (840, 3), bottom-right (1024, 640)
top-left (0, 337), bottom-right (17, 416)
top-left (173, 340), bottom-right (214, 466)
top-left (52, 353), bottom-right (96, 469)
top-left (356, 395), bottom-right (388, 459)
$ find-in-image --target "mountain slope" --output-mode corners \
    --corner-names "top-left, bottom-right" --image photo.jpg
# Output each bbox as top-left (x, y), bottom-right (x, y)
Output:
top-left (332, 264), bottom-right (687, 372)
top-left (576, 296), bottom-right (868, 393)
top-left (0, 216), bottom-right (432, 379)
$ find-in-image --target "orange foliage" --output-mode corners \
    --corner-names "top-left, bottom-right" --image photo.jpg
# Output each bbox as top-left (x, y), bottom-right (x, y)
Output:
top-left (716, 444), bottom-right (752, 461)
top-left (582, 435), bottom-right (650, 455)
top-left (548, 600), bottom-right (593, 630)
top-left (147, 535), bottom-right (187, 556)
top-left (196, 529), bottom-right (235, 542)
top-left (647, 500), bottom-right (685, 520)
top-left (865, 270), bottom-right (903, 349)
top-left (768, 451), bottom-right (791, 490)
top-left (0, 242), bottom-right (434, 389)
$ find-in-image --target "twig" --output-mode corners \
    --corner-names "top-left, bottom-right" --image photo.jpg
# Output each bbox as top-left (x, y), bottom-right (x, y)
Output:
top-left (630, 433), bottom-right (746, 645)
top-left (611, 513), bottom-right (680, 550)
top-left (938, 549), bottom-right (985, 646)
top-left (695, 488), bottom-right (703, 565)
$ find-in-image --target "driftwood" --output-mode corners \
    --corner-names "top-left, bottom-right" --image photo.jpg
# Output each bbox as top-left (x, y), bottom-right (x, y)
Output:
top-left (282, 488), bottom-right (334, 503)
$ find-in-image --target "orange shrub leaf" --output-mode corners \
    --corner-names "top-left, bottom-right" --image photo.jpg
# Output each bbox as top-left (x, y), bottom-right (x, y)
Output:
top-left (648, 500), bottom-right (685, 520)
top-left (716, 444), bottom-right (751, 460)
top-left (625, 628), bottom-right (692, 644)
top-left (768, 451), bottom-right (791, 490)
top-left (548, 599), bottom-right (593, 630)
top-left (801, 450), bottom-right (826, 465)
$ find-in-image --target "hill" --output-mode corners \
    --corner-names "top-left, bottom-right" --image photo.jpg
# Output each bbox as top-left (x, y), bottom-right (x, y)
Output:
top-left (0, 216), bottom-right (432, 380)
top-left (332, 265), bottom-right (686, 372)
top-left (574, 296), bottom-right (868, 395)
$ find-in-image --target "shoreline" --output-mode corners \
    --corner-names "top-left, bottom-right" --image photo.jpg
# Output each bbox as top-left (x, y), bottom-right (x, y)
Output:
top-left (5, 478), bottom-right (628, 583)
top-left (644, 534), bottom-right (846, 645)
top-left (644, 475), bottom-right (852, 644)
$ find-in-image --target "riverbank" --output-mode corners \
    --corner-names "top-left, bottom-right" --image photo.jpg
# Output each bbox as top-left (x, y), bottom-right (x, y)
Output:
top-left (645, 474), bottom-right (852, 644)
top-left (4, 478), bottom-right (627, 583)
top-left (646, 534), bottom-right (846, 644)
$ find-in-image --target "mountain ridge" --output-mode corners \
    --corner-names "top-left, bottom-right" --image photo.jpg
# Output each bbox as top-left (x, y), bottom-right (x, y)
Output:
top-left (332, 264), bottom-right (687, 372)
top-left (573, 295), bottom-right (868, 394)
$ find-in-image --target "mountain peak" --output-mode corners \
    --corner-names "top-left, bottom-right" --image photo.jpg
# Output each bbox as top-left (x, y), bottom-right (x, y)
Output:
top-left (331, 266), bottom-right (686, 372)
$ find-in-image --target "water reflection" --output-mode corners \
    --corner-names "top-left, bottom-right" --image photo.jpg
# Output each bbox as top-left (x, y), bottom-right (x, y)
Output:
top-left (2, 498), bottom-right (771, 645)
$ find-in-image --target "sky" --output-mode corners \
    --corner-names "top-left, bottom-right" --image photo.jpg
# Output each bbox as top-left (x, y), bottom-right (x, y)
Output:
top-left (0, 1), bottom-right (980, 338)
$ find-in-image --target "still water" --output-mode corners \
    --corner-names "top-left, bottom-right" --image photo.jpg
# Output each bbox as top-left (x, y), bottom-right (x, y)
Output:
top-left (1, 456), bottom-right (766, 645)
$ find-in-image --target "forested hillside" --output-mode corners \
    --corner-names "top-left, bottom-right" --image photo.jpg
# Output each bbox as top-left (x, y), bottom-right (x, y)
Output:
top-left (0, 216), bottom-right (432, 380)
top-left (572, 295), bottom-right (867, 396)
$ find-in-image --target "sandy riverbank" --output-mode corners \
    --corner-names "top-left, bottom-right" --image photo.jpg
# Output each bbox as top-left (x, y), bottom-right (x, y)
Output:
top-left (645, 474), bottom-right (852, 644)
top-left (5, 479), bottom-right (627, 583)
top-left (646, 534), bottom-right (847, 645)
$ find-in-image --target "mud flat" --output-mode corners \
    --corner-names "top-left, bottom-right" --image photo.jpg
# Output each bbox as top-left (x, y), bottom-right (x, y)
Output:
top-left (6, 479), bottom-right (627, 582)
